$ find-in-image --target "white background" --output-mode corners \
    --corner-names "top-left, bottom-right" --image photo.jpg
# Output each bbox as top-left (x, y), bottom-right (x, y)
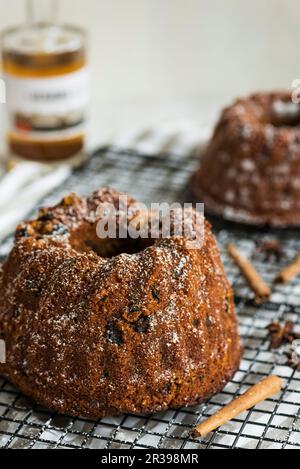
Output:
top-left (0, 0), bottom-right (299, 145)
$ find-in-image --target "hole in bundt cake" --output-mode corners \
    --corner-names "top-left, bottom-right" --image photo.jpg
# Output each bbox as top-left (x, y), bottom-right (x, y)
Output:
top-left (271, 101), bottom-right (300, 128)
top-left (78, 236), bottom-right (155, 258)
top-left (69, 221), bottom-right (156, 258)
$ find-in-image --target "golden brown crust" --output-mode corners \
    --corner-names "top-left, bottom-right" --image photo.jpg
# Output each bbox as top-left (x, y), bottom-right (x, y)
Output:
top-left (192, 91), bottom-right (300, 227)
top-left (0, 188), bottom-right (242, 418)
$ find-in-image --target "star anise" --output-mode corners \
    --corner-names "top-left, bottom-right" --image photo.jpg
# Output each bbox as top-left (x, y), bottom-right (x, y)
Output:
top-left (286, 352), bottom-right (300, 371)
top-left (256, 240), bottom-right (284, 263)
top-left (267, 321), bottom-right (300, 350)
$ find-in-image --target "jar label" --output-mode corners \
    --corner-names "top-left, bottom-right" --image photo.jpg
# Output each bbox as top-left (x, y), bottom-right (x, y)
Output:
top-left (4, 67), bottom-right (89, 141)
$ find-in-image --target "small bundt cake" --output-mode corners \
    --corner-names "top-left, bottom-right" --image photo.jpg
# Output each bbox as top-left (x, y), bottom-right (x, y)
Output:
top-left (192, 91), bottom-right (300, 227)
top-left (0, 188), bottom-right (242, 418)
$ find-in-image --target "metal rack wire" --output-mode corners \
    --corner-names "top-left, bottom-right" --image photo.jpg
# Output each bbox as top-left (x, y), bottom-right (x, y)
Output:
top-left (0, 146), bottom-right (299, 449)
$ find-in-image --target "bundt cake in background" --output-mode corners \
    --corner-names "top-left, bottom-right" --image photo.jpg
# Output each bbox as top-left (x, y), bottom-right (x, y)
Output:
top-left (0, 188), bottom-right (242, 418)
top-left (192, 91), bottom-right (300, 227)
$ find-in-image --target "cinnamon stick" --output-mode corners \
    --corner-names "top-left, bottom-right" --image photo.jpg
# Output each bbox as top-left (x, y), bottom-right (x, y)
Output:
top-left (227, 244), bottom-right (271, 304)
top-left (191, 376), bottom-right (283, 439)
top-left (276, 253), bottom-right (300, 284)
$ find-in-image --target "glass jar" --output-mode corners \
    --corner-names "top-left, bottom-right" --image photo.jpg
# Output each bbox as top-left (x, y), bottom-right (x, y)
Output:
top-left (1, 0), bottom-right (89, 166)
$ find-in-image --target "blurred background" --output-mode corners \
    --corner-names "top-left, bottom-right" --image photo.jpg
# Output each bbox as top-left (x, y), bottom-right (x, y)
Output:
top-left (0, 0), bottom-right (298, 145)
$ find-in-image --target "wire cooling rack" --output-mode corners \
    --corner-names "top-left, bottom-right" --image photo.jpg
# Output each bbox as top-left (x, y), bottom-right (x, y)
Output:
top-left (0, 146), bottom-right (300, 450)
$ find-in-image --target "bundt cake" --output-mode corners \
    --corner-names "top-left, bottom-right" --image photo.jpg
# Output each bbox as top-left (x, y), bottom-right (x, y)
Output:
top-left (192, 91), bottom-right (300, 227)
top-left (0, 188), bottom-right (242, 418)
